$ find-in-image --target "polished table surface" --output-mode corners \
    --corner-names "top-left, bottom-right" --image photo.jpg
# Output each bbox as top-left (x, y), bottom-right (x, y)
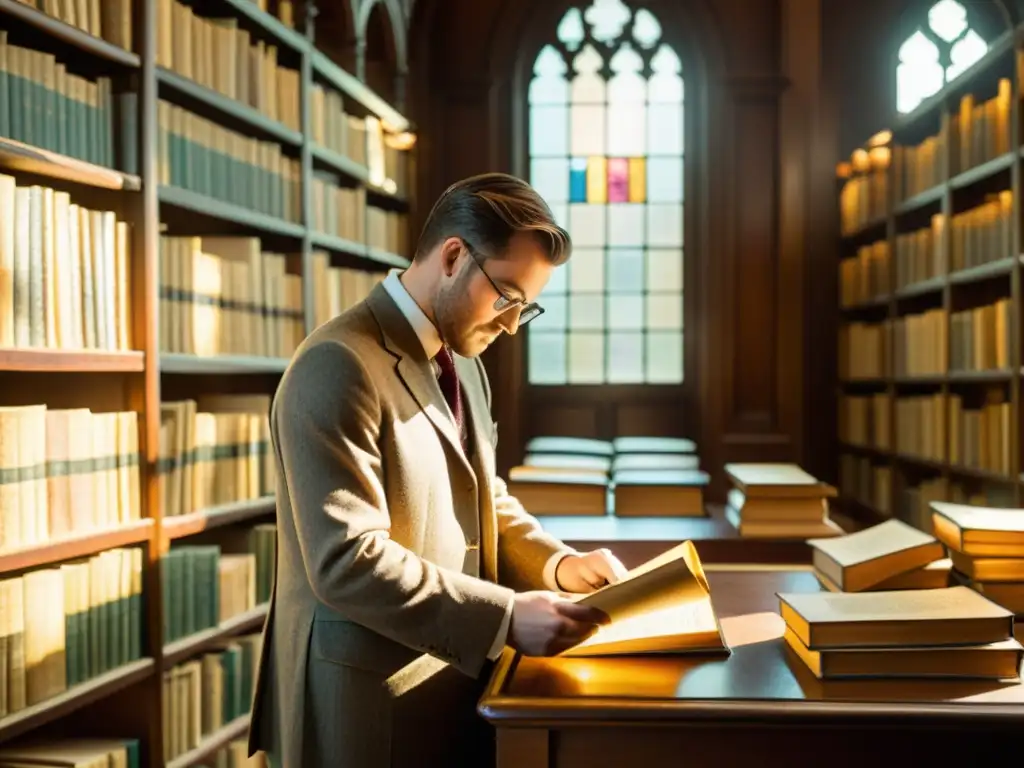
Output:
top-left (480, 567), bottom-right (1024, 766)
top-left (535, 505), bottom-right (851, 566)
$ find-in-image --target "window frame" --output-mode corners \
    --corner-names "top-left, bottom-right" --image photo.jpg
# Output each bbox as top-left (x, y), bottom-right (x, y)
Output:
top-left (517, 0), bottom-right (693, 391)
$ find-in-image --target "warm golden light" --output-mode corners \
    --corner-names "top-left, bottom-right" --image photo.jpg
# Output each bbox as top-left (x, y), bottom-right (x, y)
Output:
top-left (385, 131), bottom-right (417, 151)
top-left (867, 129), bottom-right (892, 148)
top-left (835, 161), bottom-right (852, 179)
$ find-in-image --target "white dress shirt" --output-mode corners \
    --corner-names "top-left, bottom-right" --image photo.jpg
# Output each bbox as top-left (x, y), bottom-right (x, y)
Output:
top-left (381, 269), bottom-right (565, 659)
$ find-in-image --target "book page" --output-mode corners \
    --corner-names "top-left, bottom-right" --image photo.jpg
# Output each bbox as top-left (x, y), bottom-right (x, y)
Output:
top-left (573, 541), bottom-right (710, 623)
top-left (563, 596), bottom-right (721, 655)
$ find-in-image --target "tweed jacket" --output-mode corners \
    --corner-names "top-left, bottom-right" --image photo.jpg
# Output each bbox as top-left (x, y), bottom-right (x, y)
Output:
top-left (246, 283), bottom-right (574, 767)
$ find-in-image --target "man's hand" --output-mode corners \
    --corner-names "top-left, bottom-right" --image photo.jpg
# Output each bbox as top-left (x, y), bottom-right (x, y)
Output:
top-left (555, 548), bottom-right (629, 593)
top-left (508, 591), bottom-right (610, 656)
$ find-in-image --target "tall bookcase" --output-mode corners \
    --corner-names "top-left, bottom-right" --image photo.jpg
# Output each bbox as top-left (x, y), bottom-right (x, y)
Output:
top-left (836, 28), bottom-right (1023, 534)
top-left (0, 0), bottom-right (412, 766)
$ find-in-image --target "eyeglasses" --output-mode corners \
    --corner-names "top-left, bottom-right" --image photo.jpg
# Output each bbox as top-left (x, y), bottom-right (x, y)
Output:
top-left (461, 240), bottom-right (545, 326)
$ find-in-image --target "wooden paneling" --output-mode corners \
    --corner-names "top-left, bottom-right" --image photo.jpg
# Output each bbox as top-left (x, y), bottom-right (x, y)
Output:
top-left (407, 0), bottom-right (828, 499)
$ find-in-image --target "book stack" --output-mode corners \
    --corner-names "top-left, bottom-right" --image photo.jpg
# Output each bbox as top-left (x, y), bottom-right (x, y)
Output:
top-left (510, 435), bottom-right (709, 517)
top-left (809, 518), bottom-right (952, 591)
top-left (778, 585), bottom-right (1023, 680)
top-left (930, 502), bottom-right (1024, 623)
top-left (724, 463), bottom-right (844, 538)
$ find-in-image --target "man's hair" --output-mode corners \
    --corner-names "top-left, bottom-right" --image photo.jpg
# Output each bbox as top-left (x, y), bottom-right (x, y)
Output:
top-left (413, 173), bottom-right (571, 265)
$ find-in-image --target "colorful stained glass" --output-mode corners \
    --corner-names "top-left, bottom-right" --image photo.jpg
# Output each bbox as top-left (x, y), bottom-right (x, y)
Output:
top-left (628, 158), bottom-right (646, 202)
top-left (608, 158), bottom-right (629, 202)
top-left (569, 158), bottom-right (587, 202)
top-left (586, 156), bottom-right (607, 202)
top-left (528, 1), bottom-right (686, 385)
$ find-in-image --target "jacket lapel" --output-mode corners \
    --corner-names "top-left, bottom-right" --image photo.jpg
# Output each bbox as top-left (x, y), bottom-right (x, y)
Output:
top-left (454, 354), bottom-right (499, 582)
top-left (366, 285), bottom-right (475, 480)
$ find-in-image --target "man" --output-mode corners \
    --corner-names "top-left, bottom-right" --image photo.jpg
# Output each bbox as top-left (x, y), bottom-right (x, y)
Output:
top-left (247, 173), bottom-right (627, 767)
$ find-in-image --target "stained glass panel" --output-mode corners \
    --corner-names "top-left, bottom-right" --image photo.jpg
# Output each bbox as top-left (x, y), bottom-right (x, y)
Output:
top-left (897, 2), bottom-right (988, 113)
top-left (528, 1), bottom-right (685, 385)
top-left (646, 249), bottom-right (683, 291)
top-left (530, 105), bottom-right (568, 156)
top-left (608, 205), bottom-right (644, 246)
top-left (648, 157), bottom-right (684, 203)
top-left (570, 294), bottom-right (605, 329)
top-left (529, 332), bottom-right (567, 383)
top-left (568, 332), bottom-right (604, 382)
top-left (608, 248), bottom-right (644, 292)
top-left (608, 332), bottom-right (645, 382)
top-left (609, 294), bottom-right (644, 329)
top-left (646, 331), bottom-right (683, 382)
top-left (531, 158), bottom-right (568, 203)
top-left (570, 248), bottom-right (606, 292)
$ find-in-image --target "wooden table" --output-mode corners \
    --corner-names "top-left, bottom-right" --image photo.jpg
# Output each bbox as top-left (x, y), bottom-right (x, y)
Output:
top-left (479, 567), bottom-right (1024, 767)
top-left (536, 505), bottom-right (835, 567)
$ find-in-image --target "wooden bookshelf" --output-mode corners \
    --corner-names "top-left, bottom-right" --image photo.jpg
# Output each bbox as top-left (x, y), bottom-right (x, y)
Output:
top-left (166, 714), bottom-right (250, 768)
top-left (0, 0), bottom-right (415, 764)
top-left (836, 30), bottom-right (1024, 531)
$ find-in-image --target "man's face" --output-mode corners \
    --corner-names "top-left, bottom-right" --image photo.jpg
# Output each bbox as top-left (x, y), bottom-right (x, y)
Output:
top-left (435, 233), bottom-right (554, 357)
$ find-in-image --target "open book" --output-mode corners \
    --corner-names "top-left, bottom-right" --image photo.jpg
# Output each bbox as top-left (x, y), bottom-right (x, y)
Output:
top-left (560, 541), bottom-right (730, 657)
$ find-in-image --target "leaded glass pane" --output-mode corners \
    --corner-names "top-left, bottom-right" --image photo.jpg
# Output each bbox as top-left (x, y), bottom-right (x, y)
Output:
top-left (530, 104), bottom-right (568, 157)
top-left (527, 1), bottom-right (686, 385)
top-left (646, 331), bottom-right (683, 382)
top-left (608, 332), bottom-right (644, 382)
top-left (568, 332), bottom-right (604, 383)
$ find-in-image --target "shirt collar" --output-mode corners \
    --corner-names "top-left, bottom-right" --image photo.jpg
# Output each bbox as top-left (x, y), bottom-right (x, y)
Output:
top-left (381, 268), bottom-right (444, 360)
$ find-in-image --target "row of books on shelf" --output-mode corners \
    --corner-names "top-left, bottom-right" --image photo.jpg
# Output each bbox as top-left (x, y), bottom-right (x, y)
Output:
top-left (310, 173), bottom-right (410, 253)
top-left (838, 455), bottom-right (1022, 527)
top-left (0, 394), bottom-right (280, 556)
top-left (309, 250), bottom-right (385, 329)
top-left (0, 546), bottom-right (144, 717)
top-left (0, 405), bottom-right (141, 552)
top-left (838, 80), bottom-right (1014, 235)
top-left (0, 178), bottom-right (404, 360)
top-left (839, 299), bottom-right (1011, 379)
top-left (0, 173), bottom-right (132, 351)
top-left (14, 0), bottom-right (134, 51)
top-left (157, 0), bottom-right (302, 132)
top-left (841, 191), bottom-right (1014, 308)
top-left (159, 397), bottom-right (274, 520)
top-left (163, 633), bottom-right (262, 764)
top-left (781, 501), bottom-right (1024, 681)
top-left (900, 82), bottom-right (1012, 199)
top-left (158, 99), bottom-right (302, 223)
top-left (838, 391), bottom-right (1013, 477)
top-left (158, 235), bottom-right (305, 359)
top-left (0, 524), bottom-right (278, 725)
top-left (0, 33), bottom-right (132, 172)
top-left (162, 528), bottom-right (275, 644)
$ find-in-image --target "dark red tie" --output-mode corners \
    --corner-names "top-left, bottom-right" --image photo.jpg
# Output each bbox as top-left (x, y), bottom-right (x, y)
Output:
top-left (435, 345), bottom-right (466, 449)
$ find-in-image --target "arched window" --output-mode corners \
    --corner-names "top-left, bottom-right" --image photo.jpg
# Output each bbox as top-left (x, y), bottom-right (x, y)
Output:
top-left (526, 0), bottom-right (685, 385)
top-left (897, 0), bottom-right (988, 114)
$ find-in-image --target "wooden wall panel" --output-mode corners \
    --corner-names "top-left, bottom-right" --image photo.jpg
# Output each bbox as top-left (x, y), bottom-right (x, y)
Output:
top-left (728, 95), bottom-right (778, 435)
